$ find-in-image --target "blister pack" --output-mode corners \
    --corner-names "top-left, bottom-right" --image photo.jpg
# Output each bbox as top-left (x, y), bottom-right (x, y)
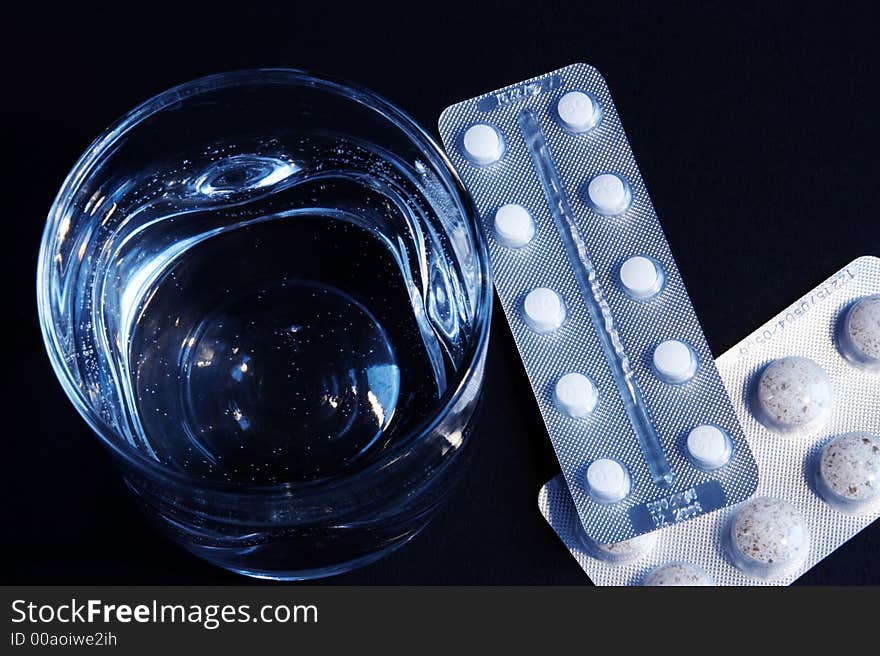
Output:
top-left (539, 256), bottom-right (880, 585)
top-left (439, 63), bottom-right (757, 543)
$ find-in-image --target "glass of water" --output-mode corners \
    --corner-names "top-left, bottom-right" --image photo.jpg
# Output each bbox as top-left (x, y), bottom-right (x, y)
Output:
top-left (37, 70), bottom-right (492, 580)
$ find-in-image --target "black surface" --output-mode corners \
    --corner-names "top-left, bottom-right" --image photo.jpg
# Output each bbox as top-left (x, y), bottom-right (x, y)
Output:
top-left (6, 1), bottom-right (879, 585)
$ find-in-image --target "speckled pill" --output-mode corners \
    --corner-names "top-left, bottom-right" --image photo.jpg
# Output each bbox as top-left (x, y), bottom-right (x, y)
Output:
top-left (816, 431), bottom-right (880, 514)
top-left (755, 356), bottom-right (832, 433)
top-left (642, 562), bottom-right (713, 586)
top-left (837, 294), bottom-right (880, 372)
top-left (579, 531), bottom-right (658, 564)
top-left (726, 497), bottom-right (810, 580)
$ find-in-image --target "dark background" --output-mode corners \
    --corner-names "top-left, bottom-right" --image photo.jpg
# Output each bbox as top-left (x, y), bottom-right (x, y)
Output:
top-left (6, 1), bottom-right (878, 584)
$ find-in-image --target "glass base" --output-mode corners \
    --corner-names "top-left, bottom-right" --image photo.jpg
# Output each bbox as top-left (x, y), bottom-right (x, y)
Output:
top-left (192, 532), bottom-right (422, 581)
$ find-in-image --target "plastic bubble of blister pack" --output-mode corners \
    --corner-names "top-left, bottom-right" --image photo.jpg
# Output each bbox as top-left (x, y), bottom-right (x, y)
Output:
top-left (439, 63), bottom-right (758, 545)
top-left (539, 256), bottom-right (880, 585)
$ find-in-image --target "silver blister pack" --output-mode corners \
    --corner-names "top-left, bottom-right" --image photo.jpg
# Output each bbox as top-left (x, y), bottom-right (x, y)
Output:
top-left (539, 256), bottom-right (880, 585)
top-left (439, 63), bottom-right (758, 543)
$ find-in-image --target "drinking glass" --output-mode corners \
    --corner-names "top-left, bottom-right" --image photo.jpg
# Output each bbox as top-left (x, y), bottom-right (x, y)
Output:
top-left (37, 69), bottom-right (492, 580)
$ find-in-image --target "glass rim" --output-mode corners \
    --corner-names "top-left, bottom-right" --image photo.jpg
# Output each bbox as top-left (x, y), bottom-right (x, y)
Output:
top-left (36, 67), bottom-right (493, 496)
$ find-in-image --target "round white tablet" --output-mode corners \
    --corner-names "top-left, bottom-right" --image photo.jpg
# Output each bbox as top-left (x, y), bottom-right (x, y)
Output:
top-left (652, 340), bottom-right (698, 384)
top-left (727, 497), bottom-right (810, 580)
top-left (586, 458), bottom-right (631, 504)
top-left (522, 287), bottom-right (566, 333)
top-left (554, 372), bottom-right (598, 418)
top-left (838, 294), bottom-right (880, 372)
top-left (557, 91), bottom-right (598, 133)
top-left (755, 356), bottom-right (832, 433)
top-left (643, 562), bottom-right (713, 586)
top-left (493, 203), bottom-right (535, 248)
top-left (816, 431), bottom-right (880, 514)
top-left (462, 123), bottom-right (504, 165)
top-left (619, 255), bottom-right (663, 299)
top-left (587, 173), bottom-right (631, 215)
top-left (686, 425), bottom-right (732, 470)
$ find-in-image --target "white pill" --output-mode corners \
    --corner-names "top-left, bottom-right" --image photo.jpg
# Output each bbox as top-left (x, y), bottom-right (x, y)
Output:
top-left (619, 255), bottom-right (662, 299)
top-left (727, 497), bottom-right (810, 580)
top-left (816, 431), bottom-right (880, 514)
top-left (462, 123), bottom-right (504, 165)
top-left (838, 294), bottom-right (880, 372)
top-left (587, 173), bottom-right (631, 215)
top-left (643, 562), bottom-right (714, 586)
top-left (523, 287), bottom-right (566, 333)
top-left (586, 458), bottom-right (631, 504)
top-left (554, 373), bottom-right (598, 418)
top-left (686, 425), bottom-right (732, 470)
top-left (652, 340), bottom-right (698, 383)
top-left (493, 203), bottom-right (535, 248)
top-left (755, 356), bottom-right (832, 433)
top-left (557, 91), bottom-right (598, 133)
